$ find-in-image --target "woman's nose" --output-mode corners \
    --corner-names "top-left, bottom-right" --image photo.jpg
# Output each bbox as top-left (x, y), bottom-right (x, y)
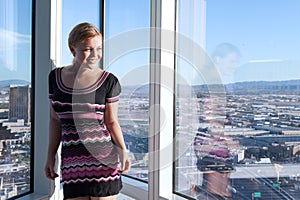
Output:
top-left (91, 48), bottom-right (102, 57)
top-left (90, 49), bottom-right (97, 56)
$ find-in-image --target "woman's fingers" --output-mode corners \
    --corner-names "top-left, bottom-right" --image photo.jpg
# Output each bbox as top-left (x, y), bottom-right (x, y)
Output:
top-left (121, 159), bottom-right (131, 174)
top-left (45, 163), bottom-right (59, 180)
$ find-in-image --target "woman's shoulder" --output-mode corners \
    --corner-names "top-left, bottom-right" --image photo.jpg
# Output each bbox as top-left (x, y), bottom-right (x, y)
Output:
top-left (105, 71), bottom-right (119, 81)
top-left (49, 66), bottom-right (70, 76)
top-left (49, 68), bottom-right (57, 78)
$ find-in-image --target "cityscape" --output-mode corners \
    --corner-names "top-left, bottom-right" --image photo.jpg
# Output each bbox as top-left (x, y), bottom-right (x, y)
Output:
top-left (0, 81), bottom-right (31, 199)
top-left (1, 80), bottom-right (300, 199)
top-left (175, 81), bottom-right (300, 199)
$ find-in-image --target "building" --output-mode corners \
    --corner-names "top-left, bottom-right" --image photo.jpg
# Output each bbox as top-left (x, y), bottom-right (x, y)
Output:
top-left (8, 85), bottom-right (31, 123)
top-left (2, 0), bottom-right (300, 199)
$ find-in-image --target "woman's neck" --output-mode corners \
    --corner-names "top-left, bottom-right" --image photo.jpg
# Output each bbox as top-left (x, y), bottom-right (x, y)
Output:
top-left (70, 62), bottom-right (100, 74)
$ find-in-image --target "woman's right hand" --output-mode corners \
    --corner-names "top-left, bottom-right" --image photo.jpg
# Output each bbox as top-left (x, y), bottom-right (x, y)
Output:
top-left (44, 157), bottom-right (59, 180)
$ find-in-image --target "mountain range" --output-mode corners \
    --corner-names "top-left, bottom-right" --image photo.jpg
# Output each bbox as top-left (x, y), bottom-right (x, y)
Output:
top-left (0, 80), bottom-right (31, 89)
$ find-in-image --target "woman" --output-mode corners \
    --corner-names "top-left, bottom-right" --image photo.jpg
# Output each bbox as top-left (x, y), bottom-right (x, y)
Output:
top-left (45, 22), bottom-right (130, 200)
top-left (211, 42), bottom-right (241, 84)
top-left (191, 43), bottom-right (241, 199)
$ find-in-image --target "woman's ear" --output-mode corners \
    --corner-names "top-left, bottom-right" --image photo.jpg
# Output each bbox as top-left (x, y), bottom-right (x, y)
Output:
top-left (69, 44), bottom-right (75, 56)
top-left (214, 56), bottom-right (222, 65)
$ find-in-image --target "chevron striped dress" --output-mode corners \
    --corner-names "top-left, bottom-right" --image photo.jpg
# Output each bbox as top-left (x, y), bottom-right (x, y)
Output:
top-left (48, 68), bottom-right (122, 199)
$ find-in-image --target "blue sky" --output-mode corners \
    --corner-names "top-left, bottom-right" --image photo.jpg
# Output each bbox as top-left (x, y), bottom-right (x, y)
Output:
top-left (1, 0), bottom-right (300, 84)
top-left (206, 1), bottom-right (300, 61)
top-left (0, 0), bottom-right (32, 82)
top-left (61, 0), bottom-right (150, 86)
top-left (61, 0), bottom-right (100, 66)
top-left (205, 0), bottom-right (300, 83)
top-left (177, 0), bottom-right (300, 84)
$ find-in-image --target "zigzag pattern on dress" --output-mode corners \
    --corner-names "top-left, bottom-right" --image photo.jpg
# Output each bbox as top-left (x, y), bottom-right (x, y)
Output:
top-left (62, 142), bottom-right (116, 158)
top-left (63, 165), bottom-right (120, 179)
top-left (51, 101), bottom-right (105, 115)
top-left (62, 155), bottom-right (119, 169)
top-left (49, 68), bottom-right (123, 196)
top-left (62, 133), bottom-right (111, 145)
top-left (63, 137), bottom-right (112, 146)
top-left (63, 175), bottom-right (121, 185)
top-left (62, 125), bottom-right (109, 138)
top-left (62, 121), bottom-right (106, 132)
top-left (204, 154), bottom-right (233, 162)
top-left (62, 161), bottom-right (119, 169)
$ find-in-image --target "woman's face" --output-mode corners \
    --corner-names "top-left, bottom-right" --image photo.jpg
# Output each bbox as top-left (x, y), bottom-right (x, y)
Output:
top-left (73, 35), bottom-right (103, 66)
top-left (215, 52), bottom-right (240, 76)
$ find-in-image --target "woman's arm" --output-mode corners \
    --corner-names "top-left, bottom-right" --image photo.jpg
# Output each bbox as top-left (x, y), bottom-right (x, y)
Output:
top-left (44, 102), bottom-right (61, 180)
top-left (104, 102), bottom-right (130, 174)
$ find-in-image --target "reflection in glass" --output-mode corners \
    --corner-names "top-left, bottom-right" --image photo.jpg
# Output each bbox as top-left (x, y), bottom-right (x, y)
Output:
top-left (104, 0), bottom-right (150, 182)
top-left (0, 0), bottom-right (32, 199)
top-left (175, 0), bottom-right (300, 199)
top-left (61, 0), bottom-right (100, 66)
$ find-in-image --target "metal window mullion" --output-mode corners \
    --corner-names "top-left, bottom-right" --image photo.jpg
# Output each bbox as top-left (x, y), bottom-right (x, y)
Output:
top-left (35, 0), bottom-right (52, 196)
top-left (149, 0), bottom-right (162, 200)
top-left (99, 0), bottom-right (104, 69)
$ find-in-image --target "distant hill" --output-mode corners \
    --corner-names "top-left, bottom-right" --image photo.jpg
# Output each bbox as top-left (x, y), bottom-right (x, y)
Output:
top-left (227, 79), bottom-right (300, 94)
top-left (123, 79), bottom-right (300, 96)
top-left (0, 80), bottom-right (30, 89)
top-left (122, 84), bottom-right (149, 98)
top-left (192, 79), bottom-right (300, 95)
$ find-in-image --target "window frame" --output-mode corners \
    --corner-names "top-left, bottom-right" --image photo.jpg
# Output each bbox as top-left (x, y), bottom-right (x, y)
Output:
top-left (3, 0), bottom-right (36, 199)
top-left (21, 0), bottom-right (187, 199)
top-left (18, 0), bottom-right (52, 199)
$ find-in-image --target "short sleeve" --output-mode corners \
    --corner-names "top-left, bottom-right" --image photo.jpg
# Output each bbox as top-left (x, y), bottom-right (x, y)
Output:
top-left (48, 69), bottom-right (56, 100)
top-left (105, 73), bottom-right (121, 103)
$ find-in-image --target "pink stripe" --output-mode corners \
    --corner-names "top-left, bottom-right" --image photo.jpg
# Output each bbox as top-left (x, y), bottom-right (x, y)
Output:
top-left (106, 96), bottom-right (119, 103)
top-left (56, 68), bottom-right (110, 94)
top-left (62, 127), bottom-right (108, 136)
top-left (63, 175), bottom-right (120, 184)
top-left (59, 112), bottom-right (103, 120)
top-left (63, 165), bottom-right (119, 173)
top-left (94, 71), bottom-right (109, 89)
top-left (52, 101), bottom-right (105, 109)
top-left (62, 134), bottom-right (111, 143)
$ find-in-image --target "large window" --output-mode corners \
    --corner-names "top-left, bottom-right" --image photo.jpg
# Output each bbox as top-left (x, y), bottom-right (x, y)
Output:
top-left (104, 0), bottom-right (150, 182)
top-left (174, 1), bottom-right (300, 199)
top-left (60, 0), bottom-right (150, 185)
top-left (61, 0), bottom-right (100, 67)
top-left (0, 0), bottom-right (33, 199)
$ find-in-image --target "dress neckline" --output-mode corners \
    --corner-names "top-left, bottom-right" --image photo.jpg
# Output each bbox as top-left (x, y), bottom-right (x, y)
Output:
top-left (55, 67), bottom-right (110, 94)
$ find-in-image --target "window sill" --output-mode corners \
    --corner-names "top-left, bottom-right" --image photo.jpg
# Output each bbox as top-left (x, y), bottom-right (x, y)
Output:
top-left (18, 176), bottom-right (148, 200)
top-left (120, 176), bottom-right (148, 199)
top-left (17, 193), bottom-right (49, 200)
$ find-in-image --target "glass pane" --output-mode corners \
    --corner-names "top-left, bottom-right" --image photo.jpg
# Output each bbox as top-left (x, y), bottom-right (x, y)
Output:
top-left (61, 0), bottom-right (100, 66)
top-left (105, 0), bottom-right (150, 182)
top-left (175, 0), bottom-right (300, 199)
top-left (0, 0), bottom-right (32, 199)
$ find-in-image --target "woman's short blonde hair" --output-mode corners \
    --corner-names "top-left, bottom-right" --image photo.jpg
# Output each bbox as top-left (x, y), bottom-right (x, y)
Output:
top-left (68, 22), bottom-right (102, 56)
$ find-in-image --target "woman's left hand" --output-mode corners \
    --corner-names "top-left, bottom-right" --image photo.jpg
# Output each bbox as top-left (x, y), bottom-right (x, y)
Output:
top-left (121, 158), bottom-right (131, 174)
top-left (119, 150), bottom-right (131, 174)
